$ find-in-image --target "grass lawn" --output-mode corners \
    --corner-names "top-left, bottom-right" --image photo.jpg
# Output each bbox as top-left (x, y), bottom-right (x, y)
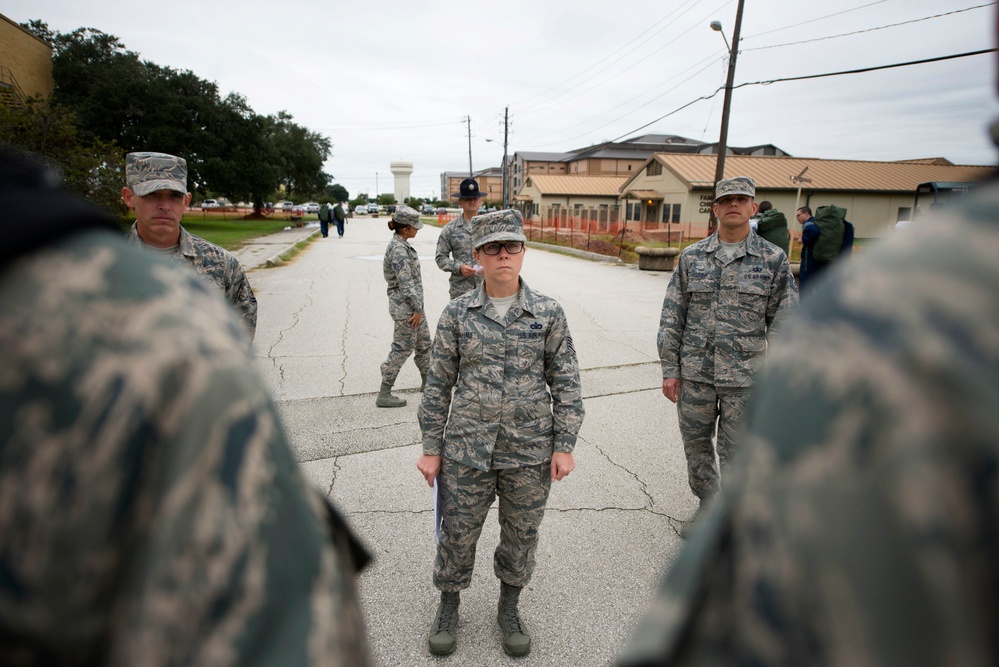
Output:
top-left (180, 217), bottom-right (301, 250)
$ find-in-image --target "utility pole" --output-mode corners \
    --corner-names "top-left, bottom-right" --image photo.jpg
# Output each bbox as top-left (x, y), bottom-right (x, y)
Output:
top-left (708, 0), bottom-right (746, 234)
top-left (501, 106), bottom-right (510, 209)
top-left (466, 115), bottom-right (473, 177)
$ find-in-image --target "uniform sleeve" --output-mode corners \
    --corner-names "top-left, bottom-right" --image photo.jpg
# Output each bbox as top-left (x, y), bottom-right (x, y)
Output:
top-left (391, 246), bottom-right (423, 313)
top-left (544, 304), bottom-right (585, 453)
top-left (657, 255), bottom-right (689, 380)
top-left (226, 257), bottom-right (258, 338)
top-left (419, 305), bottom-right (460, 455)
top-left (765, 254), bottom-right (798, 337)
top-left (435, 226), bottom-right (460, 275)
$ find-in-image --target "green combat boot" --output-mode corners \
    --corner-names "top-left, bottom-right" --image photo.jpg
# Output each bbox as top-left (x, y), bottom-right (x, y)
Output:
top-left (429, 591), bottom-right (460, 656)
top-left (376, 383), bottom-right (406, 408)
top-left (497, 582), bottom-right (531, 657)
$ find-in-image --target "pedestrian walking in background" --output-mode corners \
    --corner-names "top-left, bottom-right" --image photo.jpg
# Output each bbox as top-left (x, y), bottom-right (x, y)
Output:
top-left (377, 205), bottom-right (431, 408)
top-left (334, 200), bottom-right (347, 238)
top-left (755, 200), bottom-right (790, 256)
top-left (318, 200), bottom-right (332, 237)
top-left (797, 204), bottom-right (855, 293)
top-left (435, 177), bottom-right (485, 299)
top-left (416, 209), bottom-right (585, 658)
top-left (658, 176), bottom-right (797, 538)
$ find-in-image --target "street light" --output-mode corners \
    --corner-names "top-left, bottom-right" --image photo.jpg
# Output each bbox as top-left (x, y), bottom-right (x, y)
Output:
top-left (708, 0), bottom-right (746, 234)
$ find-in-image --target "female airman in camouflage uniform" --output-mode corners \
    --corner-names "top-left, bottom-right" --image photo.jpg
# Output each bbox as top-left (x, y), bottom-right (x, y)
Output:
top-left (416, 209), bottom-right (584, 657)
top-left (377, 205), bottom-right (431, 408)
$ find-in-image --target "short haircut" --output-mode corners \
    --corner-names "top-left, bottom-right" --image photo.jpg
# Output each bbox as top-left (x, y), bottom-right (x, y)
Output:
top-left (797, 206), bottom-right (812, 216)
top-left (758, 201), bottom-right (773, 213)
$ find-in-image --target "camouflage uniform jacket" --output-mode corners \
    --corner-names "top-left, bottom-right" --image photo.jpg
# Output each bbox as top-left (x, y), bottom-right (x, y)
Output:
top-left (622, 187), bottom-right (999, 666)
top-left (658, 230), bottom-right (797, 387)
top-left (127, 222), bottom-right (258, 337)
top-left (0, 230), bottom-right (370, 666)
top-left (434, 215), bottom-right (479, 296)
top-left (420, 279), bottom-right (584, 471)
top-left (383, 232), bottom-right (424, 320)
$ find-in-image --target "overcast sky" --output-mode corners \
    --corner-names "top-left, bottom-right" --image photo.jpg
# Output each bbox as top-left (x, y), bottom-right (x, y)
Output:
top-left (8, 0), bottom-right (997, 200)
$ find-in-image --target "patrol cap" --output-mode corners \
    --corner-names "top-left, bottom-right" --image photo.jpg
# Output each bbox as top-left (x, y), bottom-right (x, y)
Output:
top-left (452, 177), bottom-right (484, 200)
top-left (125, 152), bottom-right (188, 196)
top-left (473, 209), bottom-right (527, 249)
top-left (714, 176), bottom-right (755, 201)
top-left (392, 204), bottom-right (423, 229)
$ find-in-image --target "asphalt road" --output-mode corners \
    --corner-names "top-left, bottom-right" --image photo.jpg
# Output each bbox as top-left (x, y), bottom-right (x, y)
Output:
top-left (242, 217), bottom-right (694, 666)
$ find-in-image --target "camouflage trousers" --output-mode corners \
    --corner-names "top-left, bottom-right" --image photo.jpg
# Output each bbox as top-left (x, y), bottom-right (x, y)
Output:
top-left (380, 317), bottom-right (431, 386)
top-left (434, 458), bottom-right (552, 592)
top-left (677, 380), bottom-right (749, 499)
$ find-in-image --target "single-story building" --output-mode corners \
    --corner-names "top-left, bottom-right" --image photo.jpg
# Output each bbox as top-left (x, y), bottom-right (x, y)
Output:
top-left (617, 153), bottom-right (995, 238)
top-left (513, 175), bottom-right (628, 226)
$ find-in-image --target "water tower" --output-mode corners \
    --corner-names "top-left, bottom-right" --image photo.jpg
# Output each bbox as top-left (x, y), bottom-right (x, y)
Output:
top-left (390, 160), bottom-right (413, 203)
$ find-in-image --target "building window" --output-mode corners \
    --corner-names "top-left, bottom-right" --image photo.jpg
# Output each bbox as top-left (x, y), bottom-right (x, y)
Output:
top-left (897, 206), bottom-right (912, 222)
top-left (671, 203), bottom-right (681, 223)
top-left (647, 161), bottom-right (662, 176)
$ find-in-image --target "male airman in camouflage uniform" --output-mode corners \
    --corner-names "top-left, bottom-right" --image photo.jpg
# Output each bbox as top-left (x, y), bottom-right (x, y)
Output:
top-left (435, 177), bottom-right (485, 299)
top-left (0, 148), bottom-right (371, 666)
top-left (658, 176), bottom-right (796, 536)
top-left (122, 151), bottom-right (258, 338)
top-left (417, 209), bottom-right (584, 658)
top-left (622, 171), bottom-right (999, 667)
top-left (378, 205), bottom-right (432, 407)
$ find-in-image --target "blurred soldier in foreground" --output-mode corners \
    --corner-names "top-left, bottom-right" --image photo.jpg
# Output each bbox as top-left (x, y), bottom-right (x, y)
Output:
top-left (658, 176), bottom-right (797, 537)
top-left (122, 151), bottom-right (258, 338)
top-left (417, 210), bottom-right (584, 658)
top-left (0, 148), bottom-right (371, 666)
top-left (622, 167), bottom-right (999, 664)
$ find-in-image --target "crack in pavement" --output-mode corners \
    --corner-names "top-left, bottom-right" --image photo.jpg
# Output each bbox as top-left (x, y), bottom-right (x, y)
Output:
top-left (266, 282), bottom-right (316, 390)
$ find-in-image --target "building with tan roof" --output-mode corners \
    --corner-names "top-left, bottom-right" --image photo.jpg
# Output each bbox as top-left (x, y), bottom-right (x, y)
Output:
top-left (514, 175), bottom-right (629, 220)
top-left (618, 153), bottom-right (994, 238)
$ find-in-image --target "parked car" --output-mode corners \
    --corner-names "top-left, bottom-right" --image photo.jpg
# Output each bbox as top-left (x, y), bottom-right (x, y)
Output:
top-left (304, 202), bottom-right (320, 214)
top-left (281, 201), bottom-right (294, 210)
top-left (200, 199), bottom-right (219, 209)
top-left (386, 204), bottom-right (397, 214)
top-left (290, 204), bottom-right (304, 219)
top-left (353, 205), bottom-right (367, 215)
top-left (478, 205), bottom-right (487, 214)
top-left (437, 207), bottom-right (447, 214)
top-left (421, 204), bottom-right (435, 215)
top-left (367, 203), bottom-right (380, 214)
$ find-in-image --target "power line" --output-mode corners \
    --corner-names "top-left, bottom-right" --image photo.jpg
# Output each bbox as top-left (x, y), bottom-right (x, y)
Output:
top-left (510, 0), bottom-right (715, 110)
top-left (742, 3), bottom-right (996, 52)
top-left (605, 47), bottom-right (995, 144)
top-left (742, 0), bottom-right (894, 39)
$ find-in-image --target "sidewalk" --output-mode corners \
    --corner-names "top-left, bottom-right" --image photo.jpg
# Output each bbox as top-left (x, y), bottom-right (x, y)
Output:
top-left (231, 223), bottom-right (320, 270)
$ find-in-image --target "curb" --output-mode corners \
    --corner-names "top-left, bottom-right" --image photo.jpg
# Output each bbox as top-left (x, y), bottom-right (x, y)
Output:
top-left (261, 230), bottom-right (321, 268)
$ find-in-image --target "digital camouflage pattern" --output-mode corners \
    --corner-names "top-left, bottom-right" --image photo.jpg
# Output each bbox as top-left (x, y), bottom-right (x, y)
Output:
top-left (677, 380), bottom-right (748, 499)
top-left (0, 230), bottom-right (370, 667)
top-left (381, 231), bottom-right (430, 384)
top-left (392, 204), bottom-right (423, 229)
top-left (127, 223), bottom-right (258, 338)
top-left (473, 209), bottom-right (528, 249)
top-left (713, 175), bottom-right (755, 200)
top-left (383, 232), bottom-right (425, 320)
top-left (622, 183), bottom-right (999, 667)
top-left (434, 459), bottom-right (552, 591)
top-left (658, 231), bottom-right (797, 388)
top-left (125, 151), bottom-right (188, 196)
top-left (381, 318), bottom-right (431, 387)
top-left (435, 214), bottom-right (480, 299)
top-left (420, 279), bottom-right (584, 471)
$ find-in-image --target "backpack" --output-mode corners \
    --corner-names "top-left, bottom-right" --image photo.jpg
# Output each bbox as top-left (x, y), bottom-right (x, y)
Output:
top-left (333, 203), bottom-right (346, 222)
top-left (318, 204), bottom-right (331, 222)
top-left (813, 205), bottom-right (847, 264)
top-left (755, 208), bottom-right (789, 255)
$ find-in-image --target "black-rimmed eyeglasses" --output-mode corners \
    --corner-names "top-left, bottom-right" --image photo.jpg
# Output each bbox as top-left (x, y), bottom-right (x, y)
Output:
top-left (480, 241), bottom-right (525, 255)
